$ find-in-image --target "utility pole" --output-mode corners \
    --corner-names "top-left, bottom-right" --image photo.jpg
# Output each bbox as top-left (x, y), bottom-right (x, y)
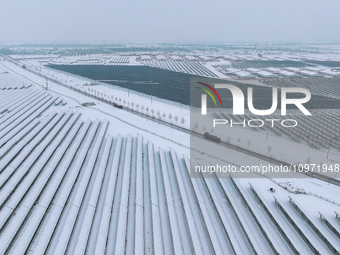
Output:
top-left (327, 147), bottom-right (330, 159)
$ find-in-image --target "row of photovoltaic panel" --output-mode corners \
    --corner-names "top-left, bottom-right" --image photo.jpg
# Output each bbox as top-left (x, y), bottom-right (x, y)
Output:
top-left (214, 109), bottom-right (340, 150)
top-left (0, 73), bottom-right (28, 89)
top-left (1, 86), bottom-right (340, 254)
top-left (262, 78), bottom-right (340, 99)
top-left (142, 60), bottom-right (218, 78)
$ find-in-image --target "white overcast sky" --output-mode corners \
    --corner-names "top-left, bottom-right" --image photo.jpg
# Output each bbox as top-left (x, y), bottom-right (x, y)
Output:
top-left (0, 0), bottom-right (339, 43)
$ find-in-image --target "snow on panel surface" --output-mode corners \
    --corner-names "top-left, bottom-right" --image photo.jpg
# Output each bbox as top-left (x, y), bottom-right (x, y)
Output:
top-left (0, 65), bottom-right (340, 255)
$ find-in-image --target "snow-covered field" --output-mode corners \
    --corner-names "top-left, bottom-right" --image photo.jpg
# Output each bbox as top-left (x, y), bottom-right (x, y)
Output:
top-left (9, 43), bottom-right (340, 81)
top-left (1, 44), bottom-right (340, 254)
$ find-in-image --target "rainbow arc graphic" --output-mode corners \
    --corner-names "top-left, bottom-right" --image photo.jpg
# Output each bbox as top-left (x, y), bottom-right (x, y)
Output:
top-left (197, 82), bottom-right (222, 106)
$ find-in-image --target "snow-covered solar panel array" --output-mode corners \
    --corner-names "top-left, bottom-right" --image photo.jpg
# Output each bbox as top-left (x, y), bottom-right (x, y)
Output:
top-left (0, 66), bottom-right (6, 73)
top-left (1, 76), bottom-right (340, 255)
top-left (141, 60), bottom-right (218, 78)
top-left (108, 56), bottom-right (129, 64)
top-left (0, 73), bottom-right (29, 90)
top-left (261, 77), bottom-right (340, 99)
top-left (213, 109), bottom-right (340, 150)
